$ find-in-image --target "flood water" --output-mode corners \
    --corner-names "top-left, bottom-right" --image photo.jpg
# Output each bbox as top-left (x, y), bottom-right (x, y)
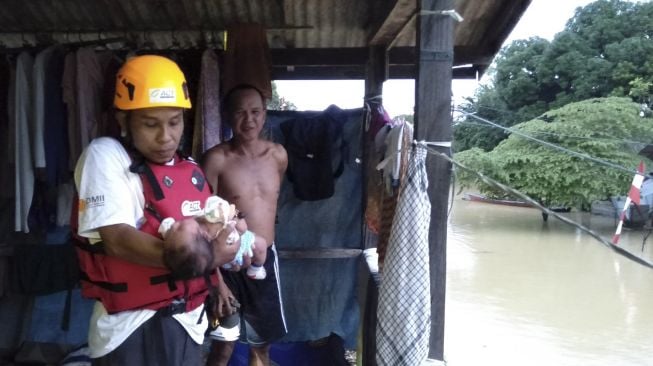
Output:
top-left (444, 196), bottom-right (653, 366)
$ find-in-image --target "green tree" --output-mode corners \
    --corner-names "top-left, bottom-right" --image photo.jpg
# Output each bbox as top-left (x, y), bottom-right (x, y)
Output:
top-left (629, 77), bottom-right (653, 104)
top-left (267, 81), bottom-right (297, 110)
top-left (455, 85), bottom-right (515, 152)
top-left (455, 0), bottom-right (653, 152)
top-left (455, 97), bottom-right (653, 209)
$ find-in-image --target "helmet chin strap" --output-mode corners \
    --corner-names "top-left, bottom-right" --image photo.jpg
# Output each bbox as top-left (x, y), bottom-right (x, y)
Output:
top-left (118, 111), bottom-right (139, 157)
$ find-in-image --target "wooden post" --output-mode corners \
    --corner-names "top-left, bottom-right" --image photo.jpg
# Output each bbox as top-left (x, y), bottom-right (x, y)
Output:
top-left (361, 45), bottom-right (387, 366)
top-left (415, 0), bottom-right (454, 360)
top-left (365, 46), bottom-right (388, 99)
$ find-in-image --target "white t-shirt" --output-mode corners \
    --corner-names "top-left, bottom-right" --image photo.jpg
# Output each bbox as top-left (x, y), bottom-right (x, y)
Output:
top-left (74, 137), bottom-right (208, 358)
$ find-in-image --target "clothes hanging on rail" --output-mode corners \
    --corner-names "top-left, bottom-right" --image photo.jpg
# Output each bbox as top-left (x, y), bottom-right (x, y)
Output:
top-left (35, 46), bottom-right (69, 187)
top-left (0, 57), bottom-right (12, 202)
top-left (75, 48), bottom-right (111, 159)
top-left (376, 121), bottom-right (413, 271)
top-left (376, 145), bottom-right (431, 366)
top-left (268, 107), bottom-right (364, 348)
top-left (61, 52), bottom-right (77, 172)
top-left (378, 121), bottom-right (413, 194)
top-left (32, 46), bottom-right (57, 172)
top-left (222, 23), bottom-right (272, 98)
top-left (97, 55), bottom-right (122, 140)
top-left (13, 52), bottom-right (35, 233)
top-left (192, 49), bottom-right (223, 159)
top-left (363, 102), bottom-right (393, 234)
top-left (280, 105), bottom-right (346, 201)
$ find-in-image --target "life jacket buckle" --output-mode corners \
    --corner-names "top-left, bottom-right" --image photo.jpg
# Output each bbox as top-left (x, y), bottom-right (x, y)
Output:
top-left (157, 299), bottom-right (186, 316)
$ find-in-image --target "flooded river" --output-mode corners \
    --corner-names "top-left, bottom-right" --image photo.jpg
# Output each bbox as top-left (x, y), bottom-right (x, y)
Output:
top-left (444, 196), bottom-right (653, 366)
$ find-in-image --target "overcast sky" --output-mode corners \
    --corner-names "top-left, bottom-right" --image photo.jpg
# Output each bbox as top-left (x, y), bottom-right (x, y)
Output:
top-left (276, 0), bottom-right (598, 117)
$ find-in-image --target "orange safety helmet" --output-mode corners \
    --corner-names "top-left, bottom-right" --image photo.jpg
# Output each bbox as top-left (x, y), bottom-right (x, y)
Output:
top-left (114, 55), bottom-right (191, 110)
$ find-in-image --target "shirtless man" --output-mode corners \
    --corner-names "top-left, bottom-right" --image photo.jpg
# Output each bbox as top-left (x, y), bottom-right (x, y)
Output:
top-left (202, 84), bottom-right (288, 366)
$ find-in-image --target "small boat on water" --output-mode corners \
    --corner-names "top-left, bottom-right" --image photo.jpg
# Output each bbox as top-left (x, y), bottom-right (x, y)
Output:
top-left (462, 193), bottom-right (533, 208)
top-left (462, 193), bottom-right (571, 212)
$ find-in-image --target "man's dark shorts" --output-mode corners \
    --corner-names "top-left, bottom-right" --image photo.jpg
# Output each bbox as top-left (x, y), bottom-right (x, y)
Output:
top-left (209, 244), bottom-right (287, 346)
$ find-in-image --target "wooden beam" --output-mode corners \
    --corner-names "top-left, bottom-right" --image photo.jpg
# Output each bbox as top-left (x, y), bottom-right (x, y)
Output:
top-left (271, 64), bottom-right (479, 80)
top-left (415, 0), bottom-right (453, 361)
top-left (270, 47), bottom-right (369, 66)
top-left (270, 46), bottom-right (493, 69)
top-left (477, 0), bottom-right (532, 62)
top-left (365, 46), bottom-right (388, 98)
top-left (271, 65), bottom-right (365, 80)
top-left (269, 45), bottom-right (487, 80)
top-left (369, 0), bottom-right (417, 46)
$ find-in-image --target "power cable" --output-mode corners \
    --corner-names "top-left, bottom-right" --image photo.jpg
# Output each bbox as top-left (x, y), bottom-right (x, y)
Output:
top-left (416, 142), bottom-right (653, 270)
top-left (457, 110), bottom-right (645, 177)
top-left (455, 119), bottom-right (651, 146)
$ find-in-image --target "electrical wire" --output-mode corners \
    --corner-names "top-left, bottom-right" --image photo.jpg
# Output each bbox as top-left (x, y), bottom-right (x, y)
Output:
top-left (415, 142), bottom-right (653, 270)
top-left (455, 120), bottom-right (651, 146)
top-left (457, 110), bottom-right (645, 177)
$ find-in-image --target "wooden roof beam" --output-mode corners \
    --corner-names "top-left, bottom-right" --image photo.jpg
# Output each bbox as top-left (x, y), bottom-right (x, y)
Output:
top-left (270, 64), bottom-right (479, 80)
top-left (270, 46), bottom-right (494, 68)
top-left (368, 0), bottom-right (417, 46)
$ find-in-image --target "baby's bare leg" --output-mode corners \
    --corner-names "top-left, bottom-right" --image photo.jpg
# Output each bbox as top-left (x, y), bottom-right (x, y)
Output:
top-left (246, 236), bottom-right (268, 280)
top-left (252, 237), bottom-right (268, 266)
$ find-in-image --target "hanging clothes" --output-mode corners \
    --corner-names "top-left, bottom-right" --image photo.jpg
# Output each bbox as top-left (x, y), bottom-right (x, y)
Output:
top-left (378, 122), bottom-right (414, 194)
top-left (267, 108), bottom-right (364, 348)
top-left (62, 52), bottom-right (77, 171)
top-left (32, 46), bottom-right (69, 186)
top-left (13, 52), bottom-right (35, 233)
top-left (96, 55), bottom-right (122, 140)
top-left (0, 57), bottom-right (12, 201)
top-left (43, 48), bottom-right (70, 186)
top-left (75, 48), bottom-right (111, 156)
top-left (363, 102), bottom-right (393, 234)
top-left (56, 182), bottom-right (75, 227)
top-left (376, 145), bottom-right (431, 366)
top-left (32, 46), bottom-right (56, 173)
top-left (280, 105), bottom-right (346, 201)
top-left (365, 102), bottom-right (392, 139)
top-left (376, 122), bottom-right (413, 270)
top-left (222, 23), bottom-right (272, 98)
top-left (192, 49), bottom-right (223, 159)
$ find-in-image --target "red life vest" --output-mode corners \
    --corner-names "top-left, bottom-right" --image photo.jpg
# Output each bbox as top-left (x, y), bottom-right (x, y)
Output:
top-left (75, 155), bottom-right (217, 314)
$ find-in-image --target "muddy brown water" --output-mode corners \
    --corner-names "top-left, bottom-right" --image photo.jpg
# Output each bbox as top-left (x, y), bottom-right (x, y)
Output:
top-left (444, 197), bottom-right (653, 366)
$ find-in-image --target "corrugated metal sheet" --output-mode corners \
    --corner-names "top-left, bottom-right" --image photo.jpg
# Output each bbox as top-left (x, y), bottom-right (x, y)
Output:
top-left (0, 0), bottom-right (527, 48)
top-left (0, 0), bottom-right (530, 78)
top-left (0, 0), bottom-right (372, 48)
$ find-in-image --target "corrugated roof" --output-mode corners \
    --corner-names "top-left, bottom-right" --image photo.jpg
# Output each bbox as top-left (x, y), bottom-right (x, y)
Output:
top-left (0, 0), bottom-right (531, 79)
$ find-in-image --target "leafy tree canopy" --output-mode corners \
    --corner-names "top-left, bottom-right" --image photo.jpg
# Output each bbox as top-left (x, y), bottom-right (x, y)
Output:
top-left (455, 97), bottom-right (653, 209)
top-left (455, 0), bottom-right (653, 152)
top-left (267, 82), bottom-right (297, 111)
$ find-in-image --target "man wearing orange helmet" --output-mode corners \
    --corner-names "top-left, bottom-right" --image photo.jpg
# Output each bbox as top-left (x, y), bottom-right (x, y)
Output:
top-left (74, 55), bottom-right (243, 365)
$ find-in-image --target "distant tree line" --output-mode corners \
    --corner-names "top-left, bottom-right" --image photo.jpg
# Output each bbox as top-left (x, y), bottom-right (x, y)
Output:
top-left (454, 0), bottom-right (653, 152)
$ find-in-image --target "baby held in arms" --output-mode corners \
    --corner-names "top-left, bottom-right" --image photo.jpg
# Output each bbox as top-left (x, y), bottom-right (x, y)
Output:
top-left (159, 196), bottom-right (268, 280)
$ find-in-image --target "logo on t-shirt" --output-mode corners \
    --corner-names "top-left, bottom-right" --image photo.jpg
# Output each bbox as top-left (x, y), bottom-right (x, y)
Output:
top-left (181, 200), bottom-right (202, 217)
top-left (79, 195), bottom-right (105, 211)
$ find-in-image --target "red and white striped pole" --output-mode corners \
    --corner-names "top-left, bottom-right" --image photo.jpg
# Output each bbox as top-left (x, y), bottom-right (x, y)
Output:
top-left (612, 161), bottom-right (645, 245)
